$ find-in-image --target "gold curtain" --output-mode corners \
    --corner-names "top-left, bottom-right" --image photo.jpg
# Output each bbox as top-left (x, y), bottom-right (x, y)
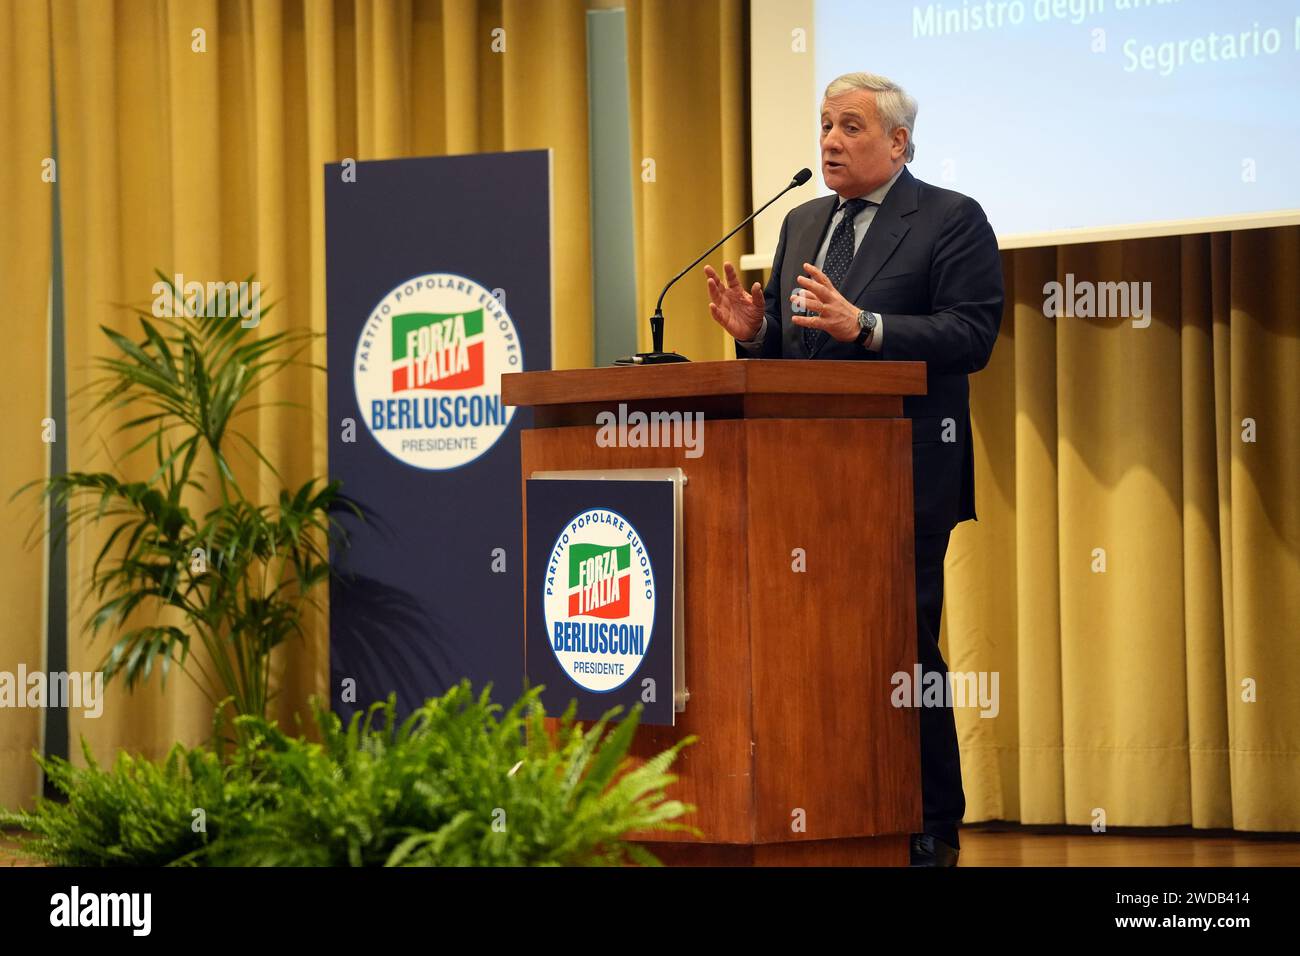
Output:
top-left (948, 230), bottom-right (1300, 831)
top-left (626, 0), bottom-right (748, 362)
top-left (0, 0), bottom-right (592, 807)
top-left (0, 0), bottom-right (53, 812)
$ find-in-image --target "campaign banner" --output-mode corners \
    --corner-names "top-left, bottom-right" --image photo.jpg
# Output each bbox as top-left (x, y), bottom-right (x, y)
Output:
top-left (525, 473), bottom-right (683, 726)
top-left (326, 151), bottom-right (552, 719)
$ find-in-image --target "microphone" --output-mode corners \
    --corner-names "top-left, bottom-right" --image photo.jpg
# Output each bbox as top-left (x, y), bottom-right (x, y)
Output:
top-left (615, 168), bottom-right (813, 365)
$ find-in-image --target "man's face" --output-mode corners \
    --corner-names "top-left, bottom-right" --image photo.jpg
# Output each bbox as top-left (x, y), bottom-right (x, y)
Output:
top-left (820, 90), bottom-right (906, 199)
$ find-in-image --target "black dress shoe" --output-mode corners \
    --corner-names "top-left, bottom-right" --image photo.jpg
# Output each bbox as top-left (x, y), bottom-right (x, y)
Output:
top-left (908, 833), bottom-right (959, 867)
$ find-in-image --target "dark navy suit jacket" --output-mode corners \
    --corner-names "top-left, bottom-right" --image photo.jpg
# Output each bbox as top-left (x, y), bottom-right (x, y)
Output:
top-left (737, 166), bottom-right (1004, 535)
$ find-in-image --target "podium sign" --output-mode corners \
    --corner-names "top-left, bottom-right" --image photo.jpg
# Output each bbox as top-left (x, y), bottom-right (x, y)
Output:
top-left (525, 471), bottom-right (685, 725)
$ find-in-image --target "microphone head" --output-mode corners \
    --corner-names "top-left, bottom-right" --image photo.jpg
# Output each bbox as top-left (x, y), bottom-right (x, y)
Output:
top-left (792, 168), bottom-right (813, 186)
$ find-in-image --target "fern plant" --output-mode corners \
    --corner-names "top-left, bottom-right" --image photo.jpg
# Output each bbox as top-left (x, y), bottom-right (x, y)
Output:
top-left (22, 271), bottom-right (357, 719)
top-left (1, 682), bottom-right (697, 867)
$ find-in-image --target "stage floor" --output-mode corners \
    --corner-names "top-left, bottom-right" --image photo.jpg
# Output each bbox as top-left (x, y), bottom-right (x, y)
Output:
top-left (5, 827), bottom-right (1299, 867)
top-left (958, 823), bottom-right (1300, 866)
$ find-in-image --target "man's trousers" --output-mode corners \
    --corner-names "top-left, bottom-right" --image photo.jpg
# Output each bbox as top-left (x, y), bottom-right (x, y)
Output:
top-left (915, 530), bottom-right (965, 849)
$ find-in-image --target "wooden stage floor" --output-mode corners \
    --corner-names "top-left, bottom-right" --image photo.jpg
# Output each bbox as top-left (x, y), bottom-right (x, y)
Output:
top-left (5, 825), bottom-right (1299, 867)
top-left (957, 822), bottom-right (1300, 866)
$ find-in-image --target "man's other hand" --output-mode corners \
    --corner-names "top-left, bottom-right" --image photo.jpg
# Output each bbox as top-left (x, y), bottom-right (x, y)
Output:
top-left (792, 262), bottom-right (859, 342)
top-left (705, 262), bottom-right (764, 342)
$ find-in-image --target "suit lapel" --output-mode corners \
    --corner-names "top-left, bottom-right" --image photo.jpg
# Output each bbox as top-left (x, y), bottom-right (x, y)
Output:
top-left (789, 195), bottom-right (838, 279)
top-left (839, 166), bottom-right (919, 306)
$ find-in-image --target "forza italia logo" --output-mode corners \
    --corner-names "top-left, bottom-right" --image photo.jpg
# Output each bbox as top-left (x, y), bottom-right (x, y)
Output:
top-left (567, 542), bottom-right (631, 618)
top-left (390, 309), bottom-right (485, 391)
top-left (354, 273), bottom-right (521, 470)
top-left (543, 508), bottom-right (655, 693)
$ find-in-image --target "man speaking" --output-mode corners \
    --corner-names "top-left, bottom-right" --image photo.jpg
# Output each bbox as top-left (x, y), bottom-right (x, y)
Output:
top-left (704, 71), bottom-right (1003, 867)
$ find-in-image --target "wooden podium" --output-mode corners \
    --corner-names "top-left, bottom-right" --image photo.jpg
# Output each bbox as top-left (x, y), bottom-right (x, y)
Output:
top-left (502, 359), bottom-right (927, 866)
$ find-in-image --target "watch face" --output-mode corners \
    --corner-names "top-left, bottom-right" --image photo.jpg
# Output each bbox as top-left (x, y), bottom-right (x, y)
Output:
top-left (857, 311), bottom-right (873, 346)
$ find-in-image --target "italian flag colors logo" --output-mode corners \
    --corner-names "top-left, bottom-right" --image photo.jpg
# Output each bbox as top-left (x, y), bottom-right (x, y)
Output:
top-left (568, 543), bottom-right (631, 619)
top-left (391, 310), bottom-right (485, 392)
top-left (354, 273), bottom-right (521, 471)
top-left (541, 507), bottom-right (655, 695)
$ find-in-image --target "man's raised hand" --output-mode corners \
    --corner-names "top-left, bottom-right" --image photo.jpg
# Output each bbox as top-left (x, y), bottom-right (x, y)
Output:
top-left (704, 262), bottom-right (764, 342)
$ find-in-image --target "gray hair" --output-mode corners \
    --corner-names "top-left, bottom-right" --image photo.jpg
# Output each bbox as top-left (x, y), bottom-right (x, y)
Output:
top-left (824, 72), bottom-right (918, 162)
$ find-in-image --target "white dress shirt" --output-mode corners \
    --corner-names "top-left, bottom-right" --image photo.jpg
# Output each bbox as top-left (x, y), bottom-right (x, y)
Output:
top-left (739, 165), bottom-right (905, 353)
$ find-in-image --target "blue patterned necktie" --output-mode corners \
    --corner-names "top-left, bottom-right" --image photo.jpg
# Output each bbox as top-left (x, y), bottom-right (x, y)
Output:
top-left (803, 197), bottom-right (871, 356)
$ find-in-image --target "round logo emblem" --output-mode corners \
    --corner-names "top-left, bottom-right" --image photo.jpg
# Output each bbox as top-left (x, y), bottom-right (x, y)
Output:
top-left (543, 508), bottom-right (656, 693)
top-left (353, 273), bottom-right (521, 470)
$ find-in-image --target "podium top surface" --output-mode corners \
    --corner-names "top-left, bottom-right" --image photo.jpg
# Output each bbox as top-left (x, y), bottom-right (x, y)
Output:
top-left (502, 360), bottom-right (926, 408)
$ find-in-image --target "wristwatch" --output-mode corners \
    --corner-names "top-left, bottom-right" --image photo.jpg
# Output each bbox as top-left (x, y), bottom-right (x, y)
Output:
top-left (855, 309), bottom-right (878, 349)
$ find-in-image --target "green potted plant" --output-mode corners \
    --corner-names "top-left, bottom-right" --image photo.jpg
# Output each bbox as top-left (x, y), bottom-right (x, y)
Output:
top-left (25, 271), bottom-right (356, 721)
top-left (2, 683), bottom-right (698, 866)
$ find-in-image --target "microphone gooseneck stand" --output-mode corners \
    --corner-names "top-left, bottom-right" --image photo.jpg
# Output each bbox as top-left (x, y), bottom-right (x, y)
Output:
top-left (615, 168), bottom-right (813, 365)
